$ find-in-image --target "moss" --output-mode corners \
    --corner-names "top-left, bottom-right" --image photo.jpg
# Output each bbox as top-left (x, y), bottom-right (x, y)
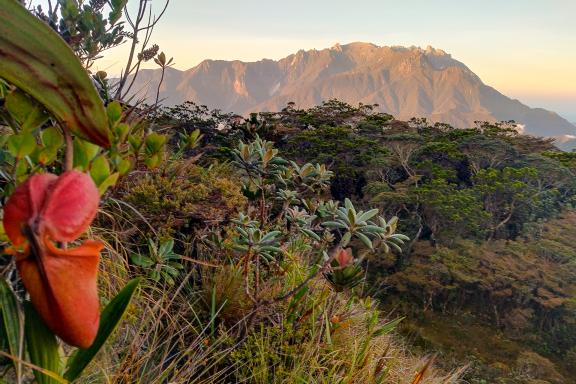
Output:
top-left (121, 161), bottom-right (246, 239)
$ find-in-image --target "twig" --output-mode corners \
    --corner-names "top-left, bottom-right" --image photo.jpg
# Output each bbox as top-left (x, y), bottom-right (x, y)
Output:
top-left (63, 126), bottom-right (73, 172)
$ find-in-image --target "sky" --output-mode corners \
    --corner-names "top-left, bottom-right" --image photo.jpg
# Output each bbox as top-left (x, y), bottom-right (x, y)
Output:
top-left (36, 0), bottom-right (576, 121)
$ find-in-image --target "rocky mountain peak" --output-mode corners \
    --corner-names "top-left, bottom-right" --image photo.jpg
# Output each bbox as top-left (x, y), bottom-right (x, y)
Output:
top-left (127, 43), bottom-right (575, 136)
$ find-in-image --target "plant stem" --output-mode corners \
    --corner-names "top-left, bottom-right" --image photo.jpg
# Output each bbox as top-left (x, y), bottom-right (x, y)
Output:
top-left (154, 65), bottom-right (166, 108)
top-left (64, 128), bottom-right (73, 172)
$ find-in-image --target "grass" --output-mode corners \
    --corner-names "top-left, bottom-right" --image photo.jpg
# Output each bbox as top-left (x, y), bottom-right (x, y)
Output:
top-left (80, 203), bottom-right (464, 383)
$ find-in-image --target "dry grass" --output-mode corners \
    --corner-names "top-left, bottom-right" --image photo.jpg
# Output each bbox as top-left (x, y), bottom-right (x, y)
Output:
top-left (84, 217), bottom-right (464, 383)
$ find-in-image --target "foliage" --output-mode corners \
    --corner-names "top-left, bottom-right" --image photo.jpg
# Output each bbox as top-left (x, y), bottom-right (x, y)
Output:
top-left (121, 161), bottom-right (246, 239)
top-left (150, 99), bottom-right (576, 382)
top-left (413, 179), bottom-right (490, 242)
top-left (0, 0), bottom-right (110, 147)
top-left (9, 2), bottom-right (571, 381)
top-left (376, 210), bottom-right (576, 382)
top-left (33, 0), bottom-right (127, 69)
top-left (130, 239), bottom-right (183, 285)
top-left (0, 4), bottom-right (146, 382)
top-left (283, 125), bottom-right (387, 199)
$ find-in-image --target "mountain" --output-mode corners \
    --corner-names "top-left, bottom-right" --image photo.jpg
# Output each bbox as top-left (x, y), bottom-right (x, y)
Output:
top-left (128, 42), bottom-right (576, 136)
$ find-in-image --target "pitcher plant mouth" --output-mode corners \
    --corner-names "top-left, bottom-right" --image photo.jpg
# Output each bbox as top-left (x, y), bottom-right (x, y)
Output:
top-left (3, 171), bottom-right (103, 348)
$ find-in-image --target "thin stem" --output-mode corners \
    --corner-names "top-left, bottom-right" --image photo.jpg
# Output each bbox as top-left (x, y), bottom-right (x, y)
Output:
top-left (255, 252), bottom-right (260, 300)
top-left (154, 65), bottom-right (166, 108)
top-left (115, 0), bottom-right (146, 99)
top-left (16, 305), bottom-right (23, 384)
top-left (64, 128), bottom-right (73, 172)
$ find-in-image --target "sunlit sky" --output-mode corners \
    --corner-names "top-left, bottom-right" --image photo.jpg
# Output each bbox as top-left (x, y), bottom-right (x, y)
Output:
top-left (35, 0), bottom-right (576, 121)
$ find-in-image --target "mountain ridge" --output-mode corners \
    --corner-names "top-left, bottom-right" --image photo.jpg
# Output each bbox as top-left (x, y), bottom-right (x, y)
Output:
top-left (128, 42), bottom-right (575, 136)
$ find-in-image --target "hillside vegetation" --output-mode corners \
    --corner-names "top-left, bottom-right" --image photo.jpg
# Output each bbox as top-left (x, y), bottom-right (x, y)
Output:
top-left (0, 4), bottom-right (457, 382)
top-left (152, 99), bottom-right (576, 383)
top-left (1, 2), bottom-right (575, 383)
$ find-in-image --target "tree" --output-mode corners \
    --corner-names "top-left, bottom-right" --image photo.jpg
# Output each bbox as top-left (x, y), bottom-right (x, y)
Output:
top-left (382, 133), bottom-right (422, 179)
top-left (413, 179), bottom-right (489, 243)
top-left (459, 135), bottom-right (517, 174)
top-left (474, 167), bottom-right (541, 239)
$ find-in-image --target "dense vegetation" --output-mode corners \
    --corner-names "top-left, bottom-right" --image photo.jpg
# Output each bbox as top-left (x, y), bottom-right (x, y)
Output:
top-left (0, 2), bottom-right (458, 383)
top-left (1, 1), bottom-right (576, 383)
top-left (153, 99), bottom-right (576, 383)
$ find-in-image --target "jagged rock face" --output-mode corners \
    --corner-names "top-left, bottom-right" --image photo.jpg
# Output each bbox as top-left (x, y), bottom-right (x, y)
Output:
top-left (129, 42), bottom-right (575, 136)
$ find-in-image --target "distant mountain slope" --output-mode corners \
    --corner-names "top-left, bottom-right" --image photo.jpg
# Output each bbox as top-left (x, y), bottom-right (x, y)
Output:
top-left (128, 42), bottom-right (576, 136)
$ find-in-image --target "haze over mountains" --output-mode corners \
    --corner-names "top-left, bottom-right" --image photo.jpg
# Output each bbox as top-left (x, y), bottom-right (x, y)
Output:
top-left (129, 42), bottom-right (575, 137)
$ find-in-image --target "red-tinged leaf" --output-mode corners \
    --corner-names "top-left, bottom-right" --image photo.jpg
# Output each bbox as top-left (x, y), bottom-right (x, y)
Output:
top-left (41, 171), bottom-right (99, 242)
top-left (0, 0), bottom-right (111, 147)
top-left (335, 248), bottom-right (354, 267)
top-left (17, 238), bottom-right (103, 348)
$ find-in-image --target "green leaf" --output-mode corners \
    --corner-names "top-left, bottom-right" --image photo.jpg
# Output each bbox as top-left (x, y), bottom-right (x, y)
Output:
top-left (341, 232), bottom-right (352, 247)
top-left (301, 228), bottom-right (321, 241)
top-left (158, 239), bottom-right (174, 258)
top-left (73, 138), bottom-right (100, 170)
top-left (387, 241), bottom-right (403, 253)
top-left (0, 0), bottom-right (110, 147)
top-left (114, 123), bottom-right (130, 142)
top-left (344, 198), bottom-right (354, 212)
top-left (90, 155), bottom-right (110, 186)
top-left (145, 133), bottom-right (167, 154)
top-left (260, 245), bottom-right (283, 253)
top-left (361, 225), bottom-right (386, 234)
top-left (347, 207), bottom-right (356, 226)
top-left (130, 254), bottom-right (154, 267)
top-left (160, 272), bottom-right (175, 286)
top-left (15, 159), bottom-right (28, 181)
top-left (260, 231), bottom-right (281, 243)
top-left (321, 221), bottom-right (348, 229)
top-left (128, 135), bottom-right (142, 154)
top-left (391, 234), bottom-right (410, 241)
top-left (64, 278), bottom-right (141, 381)
top-left (356, 232), bottom-right (373, 250)
top-left (335, 209), bottom-right (350, 223)
top-left (36, 147), bottom-right (58, 165)
top-left (97, 173), bottom-right (119, 195)
top-left (372, 317), bottom-right (404, 337)
top-left (5, 89), bottom-right (49, 131)
top-left (149, 270), bottom-right (160, 282)
top-left (0, 133), bottom-right (9, 149)
top-left (356, 208), bottom-right (379, 223)
top-left (106, 101), bottom-right (122, 126)
top-left (116, 157), bottom-right (132, 176)
top-left (161, 265), bottom-right (180, 278)
top-left (0, 280), bottom-right (22, 374)
top-left (108, 0), bottom-right (128, 24)
top-left (144, 153), bottom-right (162, 169)
top-left (24, 303), bottom-right (63, 384)
top-left (42, 127), bottom-right (64, 149)
top-left (7, 132), bottom-right (36, 159)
